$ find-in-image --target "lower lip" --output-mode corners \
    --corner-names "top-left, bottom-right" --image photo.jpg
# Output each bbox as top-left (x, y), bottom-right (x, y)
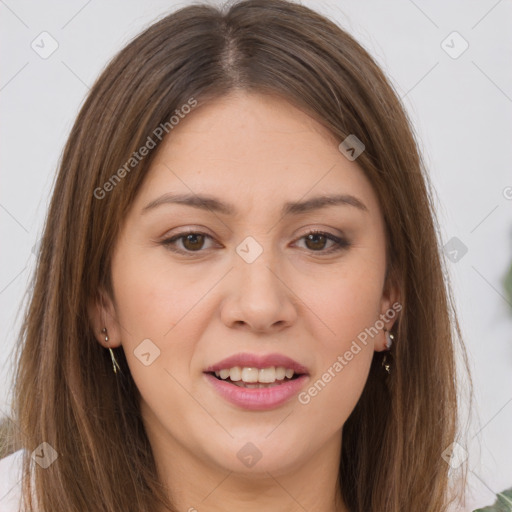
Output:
top-left (204, 373), bottom-right (309, 411)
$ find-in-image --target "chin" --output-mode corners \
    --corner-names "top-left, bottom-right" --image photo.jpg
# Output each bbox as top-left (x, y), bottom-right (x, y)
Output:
top-left (202, 432), bottom-right (306, 476)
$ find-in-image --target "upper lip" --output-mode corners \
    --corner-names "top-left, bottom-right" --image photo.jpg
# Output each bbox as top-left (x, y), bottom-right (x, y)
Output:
top-left (204, 353), bottom-right (309, 375)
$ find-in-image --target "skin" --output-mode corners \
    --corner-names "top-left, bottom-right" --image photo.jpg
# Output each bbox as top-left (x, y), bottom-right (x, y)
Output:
top-left (90, 91), bottom-right (399, 512)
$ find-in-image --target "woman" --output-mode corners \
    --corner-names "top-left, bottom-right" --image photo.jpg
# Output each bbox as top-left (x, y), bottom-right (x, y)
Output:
top-left (0, 0), bottom-right (473, 510)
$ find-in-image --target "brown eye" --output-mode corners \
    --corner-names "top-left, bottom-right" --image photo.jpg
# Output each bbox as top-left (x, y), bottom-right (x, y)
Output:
top-left (161, 231), bottom-right (214, 253)
top-left (304, 233), bottom-right (328, 251)
top-left (181, 233), bottom-right (206, 251)
top-left (295, 230), bottom-right (351, 254)
top-left (161, 229), bottom-right (350, 256)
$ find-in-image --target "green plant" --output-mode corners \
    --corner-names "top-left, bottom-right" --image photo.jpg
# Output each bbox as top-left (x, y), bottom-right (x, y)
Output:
top-left (473, 488), bottom-right (512, 511)
top-left (504, 259), bottom-right (512, 310)
top-left (0, 416), bottom-right (19, 459)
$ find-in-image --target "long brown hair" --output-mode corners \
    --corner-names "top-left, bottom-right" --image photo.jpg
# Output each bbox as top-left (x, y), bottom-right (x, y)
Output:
top-left (6, 0), bottom-right (472, 510)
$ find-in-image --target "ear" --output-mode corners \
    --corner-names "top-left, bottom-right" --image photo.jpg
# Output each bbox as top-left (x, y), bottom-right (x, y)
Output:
top-left (375, 267), bottom-right (401, 352)
top-left (88, 287), bottom-right (122, 348)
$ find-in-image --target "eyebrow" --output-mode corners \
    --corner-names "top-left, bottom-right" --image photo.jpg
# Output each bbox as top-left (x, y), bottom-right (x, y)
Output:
top-left (141, 192), bottom-right (368, 216)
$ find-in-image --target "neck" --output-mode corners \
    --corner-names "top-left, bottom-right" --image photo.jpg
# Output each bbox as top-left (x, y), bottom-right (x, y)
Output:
top-left (158, 470), bottom-right (349, 512)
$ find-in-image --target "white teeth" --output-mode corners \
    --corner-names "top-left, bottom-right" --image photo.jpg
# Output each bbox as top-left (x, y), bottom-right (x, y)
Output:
top-left (258, 367), bottom-right (276, 383)
top-left (241, 367), bottom-right (259, 383)
top-left (275, 366), bottom-right (286, 380)
top-left (219, 369), bottom-right (230, 379)
top-left (213, 366), bottom-right (296, 384)
top-left (229, 366), bottom-right (242, 381)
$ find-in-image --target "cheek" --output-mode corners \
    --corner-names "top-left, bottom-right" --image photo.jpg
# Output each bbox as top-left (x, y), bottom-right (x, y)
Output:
top-left (299, 348), bottom-right (372, 438)
top-left (110, 247), bottom-right (205, 341)
top-left (297, 291), bottom-right (376, 432)
top-left (110, 255), bottom-right (199, 426)
top-left (295, 251), bottom-right (386, 346)
top-left (110, 247), bottom-right (219, 403)
top-left (292, 252), bottom-right (384, 423)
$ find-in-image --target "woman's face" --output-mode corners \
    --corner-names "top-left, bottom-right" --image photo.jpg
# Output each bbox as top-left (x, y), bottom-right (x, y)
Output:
top-left (94, 91), bottom-right (398, 478)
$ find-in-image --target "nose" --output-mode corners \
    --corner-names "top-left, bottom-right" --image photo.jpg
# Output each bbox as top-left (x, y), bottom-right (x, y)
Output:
top-left (220, 249), bottom-right (298, 334)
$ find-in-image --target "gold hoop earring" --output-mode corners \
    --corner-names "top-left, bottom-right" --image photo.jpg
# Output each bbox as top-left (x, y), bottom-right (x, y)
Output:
top-left (101, 327), bottom-right (121, 374)
top-left (382, 353), bottom-right (392, 375)
top-left (385, 330), bottom-right (394, 350)
top-left (382, 329), bottom-right (394, 375)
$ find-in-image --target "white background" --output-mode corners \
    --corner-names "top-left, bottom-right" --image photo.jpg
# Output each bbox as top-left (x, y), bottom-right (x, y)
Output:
top-left (1, 1), bottom-right (511, 510)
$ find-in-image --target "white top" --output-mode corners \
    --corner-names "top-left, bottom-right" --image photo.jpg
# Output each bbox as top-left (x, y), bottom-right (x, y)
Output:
top-left (0, 449), bottom-right (24, 512)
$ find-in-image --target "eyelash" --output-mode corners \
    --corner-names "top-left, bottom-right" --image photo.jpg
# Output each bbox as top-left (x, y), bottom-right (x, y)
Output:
top-left (160, 229), bottom-right (351, 255)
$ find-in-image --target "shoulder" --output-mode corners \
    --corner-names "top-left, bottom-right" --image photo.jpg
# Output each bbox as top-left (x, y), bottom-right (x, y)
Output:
top-left (0, 449), bottom-right (24, 512)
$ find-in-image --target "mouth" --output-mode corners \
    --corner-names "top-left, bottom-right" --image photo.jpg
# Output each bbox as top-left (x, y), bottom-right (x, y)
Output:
top-left (206, 366), bottom-right (303, 389)
top-left (203, 353), bottom-right (309, 410)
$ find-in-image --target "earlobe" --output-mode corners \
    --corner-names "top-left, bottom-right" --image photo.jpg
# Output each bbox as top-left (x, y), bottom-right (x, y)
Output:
top-left (87, 288), bottom-right (122, 348)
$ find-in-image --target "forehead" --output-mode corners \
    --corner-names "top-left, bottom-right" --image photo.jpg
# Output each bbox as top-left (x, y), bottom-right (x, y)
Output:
top-left (132, 91), bottom-right (382, 220)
